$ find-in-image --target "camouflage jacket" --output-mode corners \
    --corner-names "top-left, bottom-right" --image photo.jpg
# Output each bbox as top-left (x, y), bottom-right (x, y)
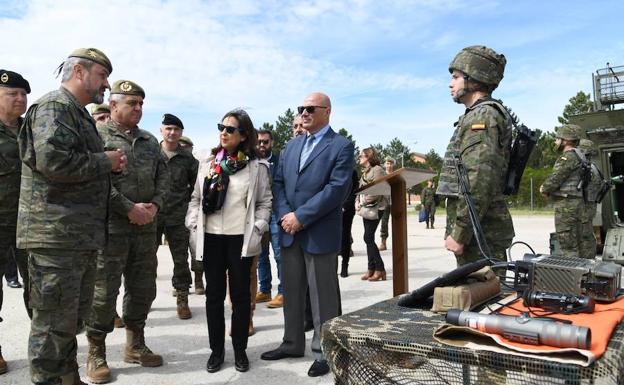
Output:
top-left (438, 98), bottom-right (515, 245)
top-left (541, 148), bottom-right (583, 198)
top-left (0, 118), bottom-right (22, 228)
top-left (98, 120), bottom-right (168, 233)
top-left (157, 144), bottom-right (198, 225)
top-left (17, 87), bottom-right (112, 250)
top-left (420, 186), bottom-right (436, 206)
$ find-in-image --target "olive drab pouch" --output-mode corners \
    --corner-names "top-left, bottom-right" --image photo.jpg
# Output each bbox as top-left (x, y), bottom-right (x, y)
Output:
top-left (431, 266), bottom-right (501, 313)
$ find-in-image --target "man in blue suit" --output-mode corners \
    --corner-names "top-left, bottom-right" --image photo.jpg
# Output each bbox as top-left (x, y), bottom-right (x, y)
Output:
top-left (261, 92), bottom-right (354, 377)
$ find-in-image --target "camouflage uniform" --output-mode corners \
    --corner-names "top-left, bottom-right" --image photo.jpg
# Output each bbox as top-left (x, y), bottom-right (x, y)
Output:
top-left (156, 145), bottom-right (198, 291)
top-left (541, 148), bottom-right (586, 258)
top-left (17, 86), bottom-right (112, 384)
top-left (87, 119), bottom-right (168, 339)
top-left (437, 100), bottom-right (515, 265)
top-left (0, 118), bottom-right (30, 318)
top-left (420, 186), bottom-right (436, 228)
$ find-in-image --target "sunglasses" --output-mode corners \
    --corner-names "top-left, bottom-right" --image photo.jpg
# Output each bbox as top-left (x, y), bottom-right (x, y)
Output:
top-left (217, 123), bottom-right (244, 134)
top-left (297, 105), bottom-right (328, 114)
top-left (258, 139), bottom-right (271, 145)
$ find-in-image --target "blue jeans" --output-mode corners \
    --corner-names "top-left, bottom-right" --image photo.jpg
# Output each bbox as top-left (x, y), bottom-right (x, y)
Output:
top-left (257, 213), bottom-right (282, 294)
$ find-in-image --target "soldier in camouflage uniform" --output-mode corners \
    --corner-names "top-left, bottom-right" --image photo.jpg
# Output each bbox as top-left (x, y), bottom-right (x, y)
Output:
top-left (578, 138), bottom-right (602, 258)
top-left (540, 126), bottom-right (589, 258)
top-left (17, 49), bottom-right (125, 385)
top-left (85, 80), bottom-right (168, 383)
top-left (540, 124), bottom-right (589, 258)
top-left (156, 113), bottom-right (198, 319)
top-left (437, 45), bottom-right (515, 266)
top-left (0, 69), bottom-right (31, 375)
top-left (420, 179), bottom-right (436, 229)
top-left (91, 104), bottom-right (110, 127)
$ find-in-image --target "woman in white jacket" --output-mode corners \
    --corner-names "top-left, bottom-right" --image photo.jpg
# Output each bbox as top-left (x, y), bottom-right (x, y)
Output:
top-left (186, 109), bottom-right (271, 373)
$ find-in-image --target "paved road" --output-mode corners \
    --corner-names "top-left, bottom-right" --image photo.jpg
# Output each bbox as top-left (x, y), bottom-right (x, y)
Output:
top-left (0, 213), bottom-right (554, 384)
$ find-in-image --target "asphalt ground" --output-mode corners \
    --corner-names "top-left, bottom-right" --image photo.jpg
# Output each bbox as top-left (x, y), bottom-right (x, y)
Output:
top-left (0, 213), bottom-right (554, 384)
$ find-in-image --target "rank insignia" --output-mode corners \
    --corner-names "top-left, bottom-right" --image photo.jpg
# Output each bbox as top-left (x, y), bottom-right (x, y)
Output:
top-left (471, 123), bottom-right (486, 130)
top-left (0, 73), bottom-right (7, 83)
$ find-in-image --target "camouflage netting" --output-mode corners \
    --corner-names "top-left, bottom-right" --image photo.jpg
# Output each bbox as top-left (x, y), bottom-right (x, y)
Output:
top-left (321, 297), bottom-right (624, 385)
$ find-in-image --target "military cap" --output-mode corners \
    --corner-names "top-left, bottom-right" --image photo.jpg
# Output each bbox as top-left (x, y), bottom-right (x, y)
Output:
top-left (556, 124), bottom-right (583, 141)
top-left (162, 113), bottom-right (184, 129)
top-left (110, 80), bottom-right (145, 98)
top-left (579, 138), bottom-right (598, 157)
top-left (68, 48), bottom-right (113, 74)
top-left (179, 136), bottom-right (194, 147)
top-left (91, 103), bottom-right (110, 115)
top-left (0, 69), bottom-right (31, 93)
top-left (449, 45), bottom-right (506, 86)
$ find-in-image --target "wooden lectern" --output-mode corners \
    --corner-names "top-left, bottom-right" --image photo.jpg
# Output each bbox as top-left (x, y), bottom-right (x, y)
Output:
top-left (357, 168), bottom-right (437, 296)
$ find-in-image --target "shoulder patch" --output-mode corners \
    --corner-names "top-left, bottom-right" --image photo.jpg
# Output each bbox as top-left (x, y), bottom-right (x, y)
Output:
top-left (471, 123), bottom-right (486, 130)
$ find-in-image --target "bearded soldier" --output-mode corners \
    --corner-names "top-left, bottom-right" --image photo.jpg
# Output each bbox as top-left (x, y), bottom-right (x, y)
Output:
top-left (437, 45), bottom-right (515, 266)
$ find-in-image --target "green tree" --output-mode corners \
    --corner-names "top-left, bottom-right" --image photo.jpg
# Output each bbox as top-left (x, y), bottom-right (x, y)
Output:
top-left (271, 108), bottom-right (296, 152)
top-left (558, 91), bottom-right (593, 124)
top-left (424, 148), bottom-right (443, 172)
top-left (260, 122), bottom-right (274, 131)
top-left (527, 130), bottom-right (558, 169)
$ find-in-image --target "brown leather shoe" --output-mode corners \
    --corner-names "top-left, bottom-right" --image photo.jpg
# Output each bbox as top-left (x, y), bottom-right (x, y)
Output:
top-left (176, 290), bottom-right (192, 319)
top-left (368, 270), bottom-right (387, 281)
top-left (255, 291), bottom-right (271, 303)
top-left (267, 294), bottom-right (284, 308)
top-left (379, 239), bottom-right (387, 251)
top-left (361, 270), bottom-right (374, 280)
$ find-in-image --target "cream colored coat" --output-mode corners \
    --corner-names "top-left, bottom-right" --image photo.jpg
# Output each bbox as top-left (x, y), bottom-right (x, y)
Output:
top-left (185, 156), bottom-right (272, 259)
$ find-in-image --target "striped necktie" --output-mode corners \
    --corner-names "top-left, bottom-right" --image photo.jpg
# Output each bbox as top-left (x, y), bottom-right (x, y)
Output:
top-left (299, 134), bottom-right (316, 171)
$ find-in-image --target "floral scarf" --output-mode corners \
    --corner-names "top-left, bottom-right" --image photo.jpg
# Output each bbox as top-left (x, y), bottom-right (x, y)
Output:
top-left (202, 148), bottom-right (249, 214)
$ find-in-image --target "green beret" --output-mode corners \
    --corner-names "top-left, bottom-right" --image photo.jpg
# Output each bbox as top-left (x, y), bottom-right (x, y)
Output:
top-left (68, 48), bottom-right (113, 74)
top-left (110, 80), bottom-right (145, 98)
top-left (179, 136), bottom-right (194, 147)
top-left (0, 69), bottom-right (31, 93)
top-left (91, 103), bottom-right (110, 115)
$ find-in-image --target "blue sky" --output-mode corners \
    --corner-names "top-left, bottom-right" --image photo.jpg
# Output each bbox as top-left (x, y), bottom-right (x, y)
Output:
top-left (1, 0), bottom-right (623, 156)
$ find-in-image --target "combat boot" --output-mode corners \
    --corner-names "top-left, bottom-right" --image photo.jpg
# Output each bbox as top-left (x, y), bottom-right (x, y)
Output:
top-left (176, 290), bottom-right (192, 319)
top-left (0, 346), bottom-right (7, 374)
top-left (124, 326), bottom-right (163, 367)
top-left (61, 359), bottom-right (87, 385)
top-left (194, 271), bottom-right (205, 295)
top-left (86, 336), bottom-right (111, 384)
top-left (379, 238), bottom-right (387, 251)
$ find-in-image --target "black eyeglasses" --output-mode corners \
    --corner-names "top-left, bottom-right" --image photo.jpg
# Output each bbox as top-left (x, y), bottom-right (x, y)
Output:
top-left (258, 139), bottom-right (271, 145)
top-left (297, 105), bottom-right (328, 114)
top-left (217, 123), bottom-right (243, 134)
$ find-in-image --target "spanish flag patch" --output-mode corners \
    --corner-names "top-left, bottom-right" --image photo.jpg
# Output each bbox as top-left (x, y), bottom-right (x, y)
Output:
top-left (471, 123), bottom-right (486, 130)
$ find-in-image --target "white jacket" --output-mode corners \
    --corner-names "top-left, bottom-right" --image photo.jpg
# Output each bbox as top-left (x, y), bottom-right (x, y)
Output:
top-left (185, 156), bottom-right (272, 258)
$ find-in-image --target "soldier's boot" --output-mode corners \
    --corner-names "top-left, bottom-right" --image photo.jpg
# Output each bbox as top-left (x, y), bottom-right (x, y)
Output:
top-left (113, 310), bottom-right (125, 328)
top-left (194, 271), bottom-right (205, 295)
top-left (430, 218), bottom-right (434, 229)
top-left (0, 346), bottom-right (7, 374)
top-left (86, 336), bottom-right (111, 384)
top-left (61, 359), bottom-right (87, 385)
top-left (124, 326), bottom-right (163, 367)
top-left (176, 290), bottom-right (192, 319)
top-left (379, 238), bottom-right (387, 251)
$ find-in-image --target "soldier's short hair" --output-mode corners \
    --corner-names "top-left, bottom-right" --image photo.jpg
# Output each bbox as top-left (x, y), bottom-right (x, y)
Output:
top-left (257, 129), bottom-right (273, 140)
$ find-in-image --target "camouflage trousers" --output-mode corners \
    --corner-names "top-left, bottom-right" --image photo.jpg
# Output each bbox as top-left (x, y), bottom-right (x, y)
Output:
top-left (87, 229), bottom-right (157, 339)
top-left (28, 248), bottom-right (97, 385)
top-left (424, 202), bottom-right (436, 227)
top-left (445, 198), bottom-right (513, 266)
top-left (0, 226), bottom-right (30, 317)
top-left (380, 204), bottom-right (391, 240)
top-left (189, 227), bottom-right (203, 273)
top-left (157, 223), bottom-right (192, 290)
top-left (580, 203), bottom-right (598, 259)
top-left (553, 197), bottom-right (586, 258)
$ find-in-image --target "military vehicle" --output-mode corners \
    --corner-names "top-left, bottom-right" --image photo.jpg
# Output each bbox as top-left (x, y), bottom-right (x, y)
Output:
top-left (568, 63), bottom-right (624, 262)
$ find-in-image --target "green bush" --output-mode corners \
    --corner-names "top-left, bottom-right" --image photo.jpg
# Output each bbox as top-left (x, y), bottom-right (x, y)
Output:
top-left (507, 167), bottom-right (553, 209)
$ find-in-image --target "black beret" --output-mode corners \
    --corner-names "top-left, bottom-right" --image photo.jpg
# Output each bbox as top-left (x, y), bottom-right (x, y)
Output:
top-left (162, 113), bottom-right (184, 129)
top-left (0, 69), bottom-right (31, 93)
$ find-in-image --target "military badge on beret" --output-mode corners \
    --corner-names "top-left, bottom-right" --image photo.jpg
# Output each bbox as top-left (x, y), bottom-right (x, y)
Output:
top-left (120, 82), bottom-right (132, 92)
top-left (0, 69), bottom-right (31, 93)
top-left (67, 47), bottom-right (113, 74)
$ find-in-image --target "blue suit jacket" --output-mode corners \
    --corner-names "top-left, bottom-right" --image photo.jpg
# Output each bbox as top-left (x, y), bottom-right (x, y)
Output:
top-left (273, 128), bottom-right (354, 254)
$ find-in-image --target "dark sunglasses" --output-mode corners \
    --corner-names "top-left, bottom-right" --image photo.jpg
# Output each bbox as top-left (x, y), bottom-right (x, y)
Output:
top-left (258, 139), bottom-right (271, 145)
top-left (297, 105), bottom-right (328, 114)
top-left (217, 123), bottom-right (244, 134)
